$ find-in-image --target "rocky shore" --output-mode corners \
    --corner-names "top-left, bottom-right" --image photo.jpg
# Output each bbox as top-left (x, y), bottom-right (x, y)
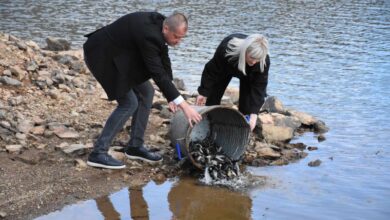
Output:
top-left (0, 33), bottom-right (328, 220)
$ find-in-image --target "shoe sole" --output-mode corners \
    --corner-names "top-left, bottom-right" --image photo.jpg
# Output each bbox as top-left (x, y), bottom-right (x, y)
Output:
top-left (87, 161), bottom-right (126, 169)
top-left (125, 153), bottom-right (163, 164)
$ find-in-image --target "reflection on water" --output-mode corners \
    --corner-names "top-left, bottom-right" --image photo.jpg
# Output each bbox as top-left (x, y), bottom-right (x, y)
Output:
top-left (35, 178), bottom-right (254, 220)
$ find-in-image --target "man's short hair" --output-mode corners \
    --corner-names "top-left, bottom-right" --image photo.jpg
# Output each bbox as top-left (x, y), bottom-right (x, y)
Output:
top-left (164, 12), bottom-right (188, 32)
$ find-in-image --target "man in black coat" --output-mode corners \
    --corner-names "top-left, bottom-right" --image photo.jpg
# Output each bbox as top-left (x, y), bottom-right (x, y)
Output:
top-left (84, 12), bottom-right (202, 169)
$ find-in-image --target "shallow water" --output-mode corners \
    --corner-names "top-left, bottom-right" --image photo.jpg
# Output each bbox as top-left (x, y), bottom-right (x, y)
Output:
top-left (2, 0), bottom-right (390, 219)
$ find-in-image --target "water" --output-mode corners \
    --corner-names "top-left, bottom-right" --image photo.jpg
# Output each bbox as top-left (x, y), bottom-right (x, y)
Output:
top-left (2, 0), bottom-right (390, 219)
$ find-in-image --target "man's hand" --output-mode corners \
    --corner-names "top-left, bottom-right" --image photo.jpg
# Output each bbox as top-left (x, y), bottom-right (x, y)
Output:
top-left (168, 101), bottom-right (178, 113)
top-left (178, 101), bottom-right (202, 127)
top-left (195, 95), bottom-right (207, 106)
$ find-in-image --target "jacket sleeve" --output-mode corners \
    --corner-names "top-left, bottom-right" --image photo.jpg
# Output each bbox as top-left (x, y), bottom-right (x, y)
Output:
top-left (248, 55), bottom-right (270, 114)
top-left (197, 58), bottom-right (221, 97)
top-left (139, 38), bottom-right (180, 102)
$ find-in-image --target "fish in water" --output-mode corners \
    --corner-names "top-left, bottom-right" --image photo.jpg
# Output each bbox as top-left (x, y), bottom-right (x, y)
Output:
top-left (189, 138), bottom-right (241, 181)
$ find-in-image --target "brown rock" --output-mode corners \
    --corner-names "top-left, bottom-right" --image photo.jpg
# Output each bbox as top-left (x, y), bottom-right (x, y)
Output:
top-left (260, 124), bottom-right (294, 143)
top-left (308, 159), bottom-right (322, 167)
top-left (256, 147), bottom-right (281, 159)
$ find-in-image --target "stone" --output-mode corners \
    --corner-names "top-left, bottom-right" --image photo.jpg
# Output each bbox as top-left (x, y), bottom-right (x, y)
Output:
top-left (6, 145), bottom-right (23, 153)
top-left (108, 149), bottom-right (125, 161)
top-left (173, 78), bottom-right (186, 91)
top-left (61, 143), bottom-right (88, 155)
top-left (0, 121), bottom-right (11, 128)
top-left (282, 149), bottom-right (307, 161)
top-left (32, 116), bottom-right (45, 125)
top-left (287, 109), bottom-right (317, 126)
top-left (308, 146), bottom-right (318, 151)
top-left (313, 120), bottom-right (329, 133)
top-left (0, 210), bottom-right (7, 218)
top-left (30, 125), bottom-right (45, 135)
top-left (318, 134), bottom-right (326, 142)
top-left (8, 96), bottom-right (24, 106)
top-left (45, 37), bottom-right (71, 51)
top-left (224, 87), bottom-right (239, 104)
top-left (10, 66), bottom-right (26, 79)
top-left (258, 113), bottom-right (274, 125)
top-left (256, 147), bottom-right (281, 159)
top-left (16, 120), bottom-right (33, 133)
top-left (2, 69), bottom-right (11, 76)
top-left (47, 89), bottom-right (60, 99)
top-left (261, 96), bottom-right (285, 113)
top-left (0, 76), bottom-right (21, 86)
top-left (272, 113), bottom-right (301, 130)
top-left (15, 133), bottom-right (26, 140)
top-left (270, 158), bottom-right (289, 166)
top-left (153, 173), bottom-right (166, 183)
top-left (74, 159), bottom-right (88, 169)
top-left (16, 151), bottom-right (47, 165)
top-left (260, 124), bottom-right (294, 143)
top-left (308, 159), bottom-right (322, 167)
top-left (54, 129), bottom-right (80, 139)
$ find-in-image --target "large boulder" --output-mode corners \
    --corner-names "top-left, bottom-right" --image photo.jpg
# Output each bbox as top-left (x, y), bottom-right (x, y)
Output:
top-left (259, 124), bottom-right (294, 143)
top-left (45, 37), bottom-right (71, 51)
top-left (260, 96), bottom-right (285, 113)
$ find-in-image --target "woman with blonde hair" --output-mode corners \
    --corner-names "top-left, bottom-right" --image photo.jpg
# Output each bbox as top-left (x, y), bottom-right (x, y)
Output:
top-left (196, 34), bottom-right (271, 131)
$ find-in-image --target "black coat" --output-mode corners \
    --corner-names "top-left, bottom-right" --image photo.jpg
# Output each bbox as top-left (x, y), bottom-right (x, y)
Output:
top-left (198, 33), bottom-right (270, 114)
top-left (83, 12), bottom-right (180, 101)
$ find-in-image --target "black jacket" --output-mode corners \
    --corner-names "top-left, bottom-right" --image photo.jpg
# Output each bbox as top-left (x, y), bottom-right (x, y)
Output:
top-left (198, 33), bottom-right (270, 114)
top-left (83, 12), bottom-right (179, 101)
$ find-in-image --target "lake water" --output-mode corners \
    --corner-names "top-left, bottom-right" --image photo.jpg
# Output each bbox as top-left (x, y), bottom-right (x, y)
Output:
top-left (1, 0), bottom-right (390, 219)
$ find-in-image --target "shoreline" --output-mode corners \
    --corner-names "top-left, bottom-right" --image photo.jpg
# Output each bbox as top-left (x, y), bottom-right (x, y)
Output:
top-left (0, 33), bottom-right (328, 219)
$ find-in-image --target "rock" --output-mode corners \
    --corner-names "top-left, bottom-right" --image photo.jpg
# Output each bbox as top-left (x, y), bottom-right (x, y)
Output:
top-left (45, 37), bottom-right (71, 51)
top-left (282, 149), bottom-right (307, 161)
top-left (47, 89), bottom-right (60, 99)
top-left (173, 78), bottom-right (186, 91)
top-left (8, 96), bottom-right (24, 106)
top-left (260, 124), bottom-right (294, 143)
top-left (251, 158), bottom-right (270, 166)
top-left (6, 145), bottom-right (23, 153)
top-left (16, 151), bottom-right (47, 165)
top-left (224, 87), bottom-right (239, 104)
top-left (0, 121), bottom-right (11, 128)
top-left (270, 158), bottom-right (289, 166)
top-left (16, 120), bottom-right (33, 133)
top-left (313, 120), bottom-right (329, 133)
top-left (61, 143), bottom-right (88, 155)
top-left (153, 173), bottom-right (166, 183)
top-left (2, 69), bottom-right (11, 76)
top-left (308, 146), bottom-right (318, 151)
top-left (0, 76), bottom-right (21, 86)
top-left (258, 113), bottom-right (274, 125)
top-left (256, 147), bottom-right (281, 159)
top-left (108, 149), bottom-right (125, 161)
top-left (30, 125), bottom-right (45, 135)
top-left (32, 116), bottom-right (45, 125)
top-left (54, 129), bottom-right (80, 139)
top-left (272, 113), bottom-right (301, 130)
top-left (15, 132), bottom-right (26, 140)
top-left (261, 96), bottom-right (285, 113)
top-left (308, 159), bottom-right (322, 167)
top-left (10, 66), bottom-right (26, 79)
top-left (160, 107), bottom-right (172, 119)
top-left (0, 210), bottom-right (7, 218)
top-left (287, 109), bottom-right (317, 126)
top-left (74, 159), bottom-right (88, 169)
top-left (318, 134), bottom-right (326, 142)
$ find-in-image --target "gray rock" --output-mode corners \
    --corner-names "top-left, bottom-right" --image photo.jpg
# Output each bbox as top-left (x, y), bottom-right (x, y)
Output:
top-left (308, 159), bottom-right (322, 167)
top-left (16, 120), bottom-right (33, 133)
top-left (45, 37), bottom-right (71, 51)
top-left (318, 134), bottom-right (326, 142)
top-left (0, 76), bottom-right (21, 86)
top-left (261, 96), bottom-right (285, 113)
top-left (15, 132), bottom-right (27, 140)
top-left (61, 143), bottom-right (87, 154)
top-left (8, 96), bottom-right (24, 106)
top-left (313, 120), bottom-right (329, 133)
top-left (286, 109), bottom-right (317, 126)
top-left (173, 78), bottom-right (186, 91)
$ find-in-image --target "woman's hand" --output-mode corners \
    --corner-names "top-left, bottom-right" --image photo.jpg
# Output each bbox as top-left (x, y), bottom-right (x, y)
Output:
top-left (168, 101), bottom-right (178, 113)
top-left (195, 95), bottom-right (207, 106)
top-left (178, 101), bottom-right (202, 127)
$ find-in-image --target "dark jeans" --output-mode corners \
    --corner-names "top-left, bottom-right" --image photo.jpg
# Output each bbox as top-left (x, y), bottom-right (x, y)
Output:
top-left (93, 81), bottom-right (154, 154)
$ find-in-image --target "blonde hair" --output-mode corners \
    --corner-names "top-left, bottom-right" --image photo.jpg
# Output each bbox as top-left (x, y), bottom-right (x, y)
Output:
top-left (226, 34), bottom-right (269, 75)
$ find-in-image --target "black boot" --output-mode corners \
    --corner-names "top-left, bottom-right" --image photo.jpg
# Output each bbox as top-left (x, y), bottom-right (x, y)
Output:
top-left (125, 146), bottom-right (162, 163)
top-left (87, 152), bottom-right (126, 169)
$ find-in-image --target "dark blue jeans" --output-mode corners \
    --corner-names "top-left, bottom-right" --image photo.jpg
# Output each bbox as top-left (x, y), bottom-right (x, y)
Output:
top-left (93, 81), bottom-right (154, 154)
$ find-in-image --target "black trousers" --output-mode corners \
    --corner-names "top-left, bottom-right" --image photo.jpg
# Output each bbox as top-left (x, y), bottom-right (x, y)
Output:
top-left (205, 76), bottom-right (252, 115)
